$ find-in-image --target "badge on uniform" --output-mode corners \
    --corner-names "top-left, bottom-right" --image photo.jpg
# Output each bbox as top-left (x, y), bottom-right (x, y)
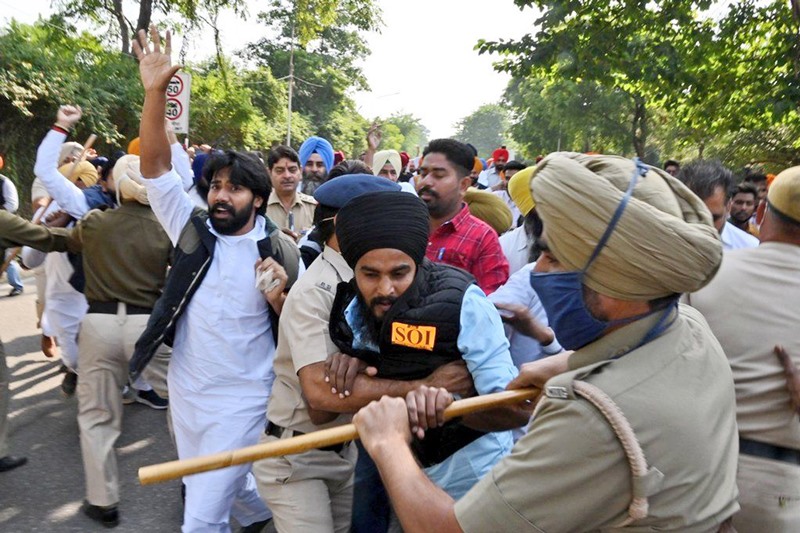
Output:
top-left (390, 322), bottom-right (437, 351)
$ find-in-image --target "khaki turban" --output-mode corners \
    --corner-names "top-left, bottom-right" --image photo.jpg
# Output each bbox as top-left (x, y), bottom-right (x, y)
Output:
top-left (464, 187), bottom-right (513, 234)
top-left (112, 155), bottom-right (149, 205)
top-left (530, 153), bottom-right (722, 300)
top-left (767, 166), bottom-right (800, 223)
top-left (373, 150), bottom-right (402, 180)
top-left (58, 161), bottom-right (99, 187)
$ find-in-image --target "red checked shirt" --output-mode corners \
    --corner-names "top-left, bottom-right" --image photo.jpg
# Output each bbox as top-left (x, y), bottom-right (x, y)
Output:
top-left (426, 203), bottom-right (509, 294)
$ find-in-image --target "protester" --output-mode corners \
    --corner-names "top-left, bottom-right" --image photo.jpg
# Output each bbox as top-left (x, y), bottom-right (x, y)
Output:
top-left (130, 27), bottom-right (300, 533)
top-left (253, 174), bottom-right (403, 533)
top-left (687, 166), bottom-right (800, 532)
top-left (728, 182), bottom-right (760, 237)
top-left (418, 139), bottom-right (509, 294)
top-left (372, 149), bottom-right (417, 194)
top-left (352, 154), bottom-right (739, 532)
top-left (663, 158), bottom-right (680, 177)
top-left (298, 135), bottom-right (334, 195)
top-left (477, 146), bottom-right (508, 190)
top-left (328, 190), bottom-right (525, 531)
top-left (679, 159), bottom-right (759, 250)
top-left (493, 159), bottom-right (525, 225)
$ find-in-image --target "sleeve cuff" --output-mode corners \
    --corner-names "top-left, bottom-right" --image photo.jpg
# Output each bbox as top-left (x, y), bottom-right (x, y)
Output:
top-left (540, 337), bottom-right (563, 356)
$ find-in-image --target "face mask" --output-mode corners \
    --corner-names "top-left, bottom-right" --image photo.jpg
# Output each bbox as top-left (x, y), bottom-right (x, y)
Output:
top-left (530, 159), bottom-right (652, 351)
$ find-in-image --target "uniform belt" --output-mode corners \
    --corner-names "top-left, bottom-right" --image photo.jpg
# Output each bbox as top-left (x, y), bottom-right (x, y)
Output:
top-left (87, 301), bottom-right (153, 315)
top-left (739, 437), bottom-right (800, 465)
top-left (265, 421), bottom-right (347, 454)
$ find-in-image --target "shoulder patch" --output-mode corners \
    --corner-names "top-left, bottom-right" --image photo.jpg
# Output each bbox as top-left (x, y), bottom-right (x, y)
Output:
top-left (391, 322), bottom-right (437, 351)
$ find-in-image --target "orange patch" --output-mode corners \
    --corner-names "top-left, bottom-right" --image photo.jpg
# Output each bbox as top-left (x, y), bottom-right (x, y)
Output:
top-left (391, 322), bottom-right (437, 351)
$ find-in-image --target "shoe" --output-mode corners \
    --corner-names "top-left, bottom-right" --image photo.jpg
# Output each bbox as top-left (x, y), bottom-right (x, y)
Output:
top-left (0, 455), bottom-right (27, 472)
top-left (82, 500), bottom-right (119, 528)
top-left (135, 389), bottom-right (168, 410)
top-left (121, 385), bottom-right (136, 405)
top-left (8, 287), bottom-right (22, 297)
top-left (240, 518), bottom-right (272, 533)
top-left (61, 370), bottom-right (78, 397)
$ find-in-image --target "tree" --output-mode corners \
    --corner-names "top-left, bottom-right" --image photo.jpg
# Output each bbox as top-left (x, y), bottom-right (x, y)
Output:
top-left (0, 18), bottom-right (143, 213)
top-left (479, 0), bottom-right (712, 157)
top-left (381, 113), bottom-right (430, 154)
top-left (454, 104), bottom-right (510, 157)
top-left (55, 0), bottom-right (247, 54)
top-left (244, 0), bottom-right (380, 147)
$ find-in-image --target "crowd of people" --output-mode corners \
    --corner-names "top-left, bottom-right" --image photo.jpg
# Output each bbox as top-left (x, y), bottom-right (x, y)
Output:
top-left (1, 26), bottom-right (799, 532)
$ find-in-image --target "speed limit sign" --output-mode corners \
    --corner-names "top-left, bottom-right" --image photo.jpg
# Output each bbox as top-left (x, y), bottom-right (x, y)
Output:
top-left (165, 72), bottom-right (191, 133)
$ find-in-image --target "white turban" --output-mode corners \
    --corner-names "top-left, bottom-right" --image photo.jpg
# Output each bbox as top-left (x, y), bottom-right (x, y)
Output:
top-left (112, 155), bottom-right (149, 205)
top-left (373, 150), bottom-right (402, 181)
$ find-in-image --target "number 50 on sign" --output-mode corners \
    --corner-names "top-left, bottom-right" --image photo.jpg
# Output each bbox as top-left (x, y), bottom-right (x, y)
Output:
top-left (165, 72), bottom-right (191, 134)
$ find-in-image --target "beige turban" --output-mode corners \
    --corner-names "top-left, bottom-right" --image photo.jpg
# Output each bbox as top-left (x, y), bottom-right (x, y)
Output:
top-left (464, 187), bottom-right (513, 234)
top-left (373, 150), bottom-right (402, 181)
top-left (530, 153), bottom-right (722, 300)
top-left (112, 155), bottom-right (149, 205)
top-left (58, 161), bottom-right (99, 187)
top-left (58, 142), bottom-right (84, 166)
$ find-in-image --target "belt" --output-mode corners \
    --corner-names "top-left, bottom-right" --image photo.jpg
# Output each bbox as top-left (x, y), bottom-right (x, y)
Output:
top-left (87, 301), bottom-right (153, 315)
top-left (266, 421), bottom-right (348, 454)
top-left (739, 437), bottom-right (800, 465)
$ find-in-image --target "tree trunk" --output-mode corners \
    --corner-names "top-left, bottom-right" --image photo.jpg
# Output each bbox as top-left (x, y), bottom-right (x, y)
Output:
top-left (112, 0), bottom-right (130, 55)
top-left (136, 0), bottom-right (153, 34)
top-left (631, 96), bottom-right (647, 158)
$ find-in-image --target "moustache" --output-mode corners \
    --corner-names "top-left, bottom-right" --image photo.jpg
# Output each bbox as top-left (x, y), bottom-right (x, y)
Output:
top-left (211, 203), bottom-right (235, 215)
top-left (370, 296), bottom-right (398, 309)
top-left (417, 186), bottom-right (439, 199)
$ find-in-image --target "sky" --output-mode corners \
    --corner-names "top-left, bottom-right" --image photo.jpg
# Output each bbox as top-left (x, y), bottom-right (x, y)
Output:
top-left (0, 0), bottom-right (539, 138)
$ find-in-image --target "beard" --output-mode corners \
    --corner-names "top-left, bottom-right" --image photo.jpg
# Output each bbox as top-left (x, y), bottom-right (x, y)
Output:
top-left (303, 170), bottom-right (327, 183)
top-left (209, 198), bottom-right (255, 235)
top-left (730, 209), bottom-right (752, 223)
top-left (356, 291), bottom-right (398, 344)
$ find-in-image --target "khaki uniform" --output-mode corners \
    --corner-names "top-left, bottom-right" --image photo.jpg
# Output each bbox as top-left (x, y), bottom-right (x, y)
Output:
top-left (265, 190), bottom-right (317, 234)
top-left (253, 246), bottom-right (356, 533)
top-left (455, 306), bottom-right (739, 532)
top-left (688, 243), bottom-right (800, 531)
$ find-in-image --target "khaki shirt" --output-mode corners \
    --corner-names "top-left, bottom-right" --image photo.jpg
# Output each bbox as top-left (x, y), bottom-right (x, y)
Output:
top-left (0, 210), bottom-right (78, 254)
top-left (688, 242), bottom-right (800, 449)
top-left (265, 190), bottom-right (317, 233)
top-left (267, 246), bottom-right (353, 433)
top-left (455, 305), bottom-right (739, 532)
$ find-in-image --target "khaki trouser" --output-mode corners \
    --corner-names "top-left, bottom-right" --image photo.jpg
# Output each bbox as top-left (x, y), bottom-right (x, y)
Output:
top-left (0, 339), bottom-right (9, 458)
top-left (77, 306), bottom-right (150, 507)
top-left (733, 452), bottom-right (800, 532)
top-left (253, 433), bottom-right (357, 533)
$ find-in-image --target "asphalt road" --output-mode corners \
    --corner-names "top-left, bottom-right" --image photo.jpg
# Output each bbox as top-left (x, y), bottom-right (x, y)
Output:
top-left (0, 276), bottom-right (275, 532)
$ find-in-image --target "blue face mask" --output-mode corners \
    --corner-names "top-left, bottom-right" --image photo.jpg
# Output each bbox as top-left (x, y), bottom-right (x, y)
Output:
top-left (530, 159), bottom-right (653, 351)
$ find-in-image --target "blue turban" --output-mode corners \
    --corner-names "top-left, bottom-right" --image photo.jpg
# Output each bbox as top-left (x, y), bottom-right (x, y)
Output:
top-left (299, 136), bottom-right (334, 172)
top-left (192, 153), bottom-right (209, 187)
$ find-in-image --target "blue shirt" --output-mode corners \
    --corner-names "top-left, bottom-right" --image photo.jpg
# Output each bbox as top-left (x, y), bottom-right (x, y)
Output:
top-left (345, 283), bottom-right (517, 498)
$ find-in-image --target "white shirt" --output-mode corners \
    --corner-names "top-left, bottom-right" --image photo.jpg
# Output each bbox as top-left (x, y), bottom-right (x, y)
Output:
top-left (0, 175), bottom-right (19, 212)
top-left (142, 170), bottom-right (275, 400)
top-left (488, 263), bottom-right (562, 369)
top-left (721, 221), bottom-right (759, 251)
top-left (499, 225), bottom-right (529, 275)
top-left (34, 130), bottom-right (92, 218)
top-left (477, 166), bottom-right (502, 189)
top-left (493, 190), bottom-right (521, 227)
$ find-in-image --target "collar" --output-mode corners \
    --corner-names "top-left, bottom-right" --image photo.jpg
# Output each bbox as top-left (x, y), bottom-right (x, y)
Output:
top-left (568, 306), bottom-right (679, 369)
top-left (322, 246), bottom-right (353, 281)
top-left (439, 203), bottom-right (470, 232)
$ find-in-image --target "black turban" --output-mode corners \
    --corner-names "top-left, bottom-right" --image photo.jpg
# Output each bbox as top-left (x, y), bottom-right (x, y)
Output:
top-left (336, 191), bottom-right (430, 268)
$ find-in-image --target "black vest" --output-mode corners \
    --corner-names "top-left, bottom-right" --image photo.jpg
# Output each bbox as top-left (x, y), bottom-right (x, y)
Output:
top-left (129, 211), bottom-right (290, 381)
top-left (329, 259), bottom-right (487, 467)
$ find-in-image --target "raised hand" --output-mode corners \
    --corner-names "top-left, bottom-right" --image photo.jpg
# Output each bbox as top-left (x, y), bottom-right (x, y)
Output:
top-left (133, 25), bottom-right (181, 93)
top-left (56, 105), bottom-right (82, 130)
top-left (366, 122), bottom-right (382, 151)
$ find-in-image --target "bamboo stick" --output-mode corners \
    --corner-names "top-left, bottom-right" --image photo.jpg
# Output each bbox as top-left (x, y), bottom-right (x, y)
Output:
top-left (139, 388), bottom-right (538, 485)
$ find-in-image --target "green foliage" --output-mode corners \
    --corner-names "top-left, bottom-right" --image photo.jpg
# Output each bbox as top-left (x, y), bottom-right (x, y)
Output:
top-left (381, 114), bottom-right (430, 154)
top-left (0, 18), bottom-right (143, 206)
top-left (482, 0), bottom-right (800, 169)
top-left (453, 104), bottom-right (510, 157)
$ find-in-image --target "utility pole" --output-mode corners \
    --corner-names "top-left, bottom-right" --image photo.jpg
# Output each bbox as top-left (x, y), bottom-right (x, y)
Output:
top-left (286, 18), bottom-right (295, 146)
